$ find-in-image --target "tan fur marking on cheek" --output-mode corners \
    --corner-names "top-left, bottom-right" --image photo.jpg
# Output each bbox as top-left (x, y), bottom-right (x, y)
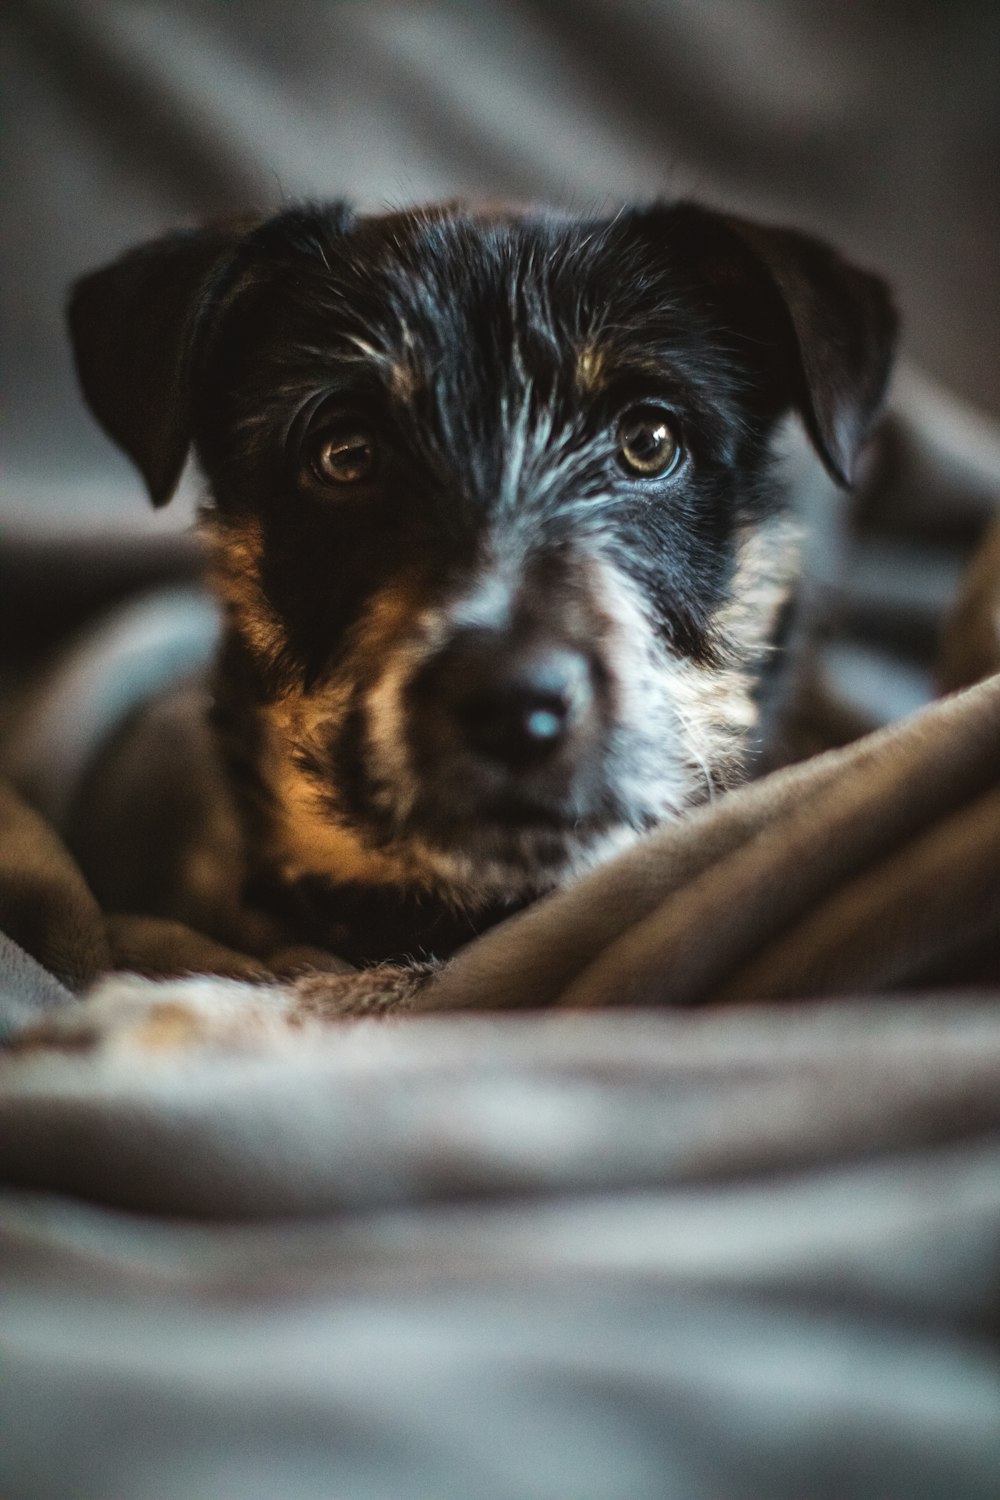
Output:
top-left (202, 516), bottom-right (289, 669)
top-left (274, 764), bottom-right (416, 886)
top-left (583, 556), bottom-right (698, 816)
top-left (671, 516), bottom-right (803, 793)
top-left (345, 579), bottom-right (455, 824)
top-left (253, 573), bottom-right (441, 889)
top-left (585, 550), bottom-right (778, 813)
top-left (665, 657), bottom-right (756, 792)
top-left (714, 516), bottom-right (802, 660)
top-left (259, 693), bottom-right (423, 887)
top-left (353, 575), bottom-right (430, 660)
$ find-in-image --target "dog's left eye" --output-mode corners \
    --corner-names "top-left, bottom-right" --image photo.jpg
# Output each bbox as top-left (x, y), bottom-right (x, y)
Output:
top-left (616, 406), bottom-right (682, 478)
top-left (309, 427), bottom-right (377, 486)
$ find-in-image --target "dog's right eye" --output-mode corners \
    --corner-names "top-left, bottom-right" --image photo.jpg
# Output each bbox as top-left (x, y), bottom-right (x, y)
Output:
top-left (616, 405), bottom-right (682, 479)
top-left (308, 427), bottom-right (377, 486)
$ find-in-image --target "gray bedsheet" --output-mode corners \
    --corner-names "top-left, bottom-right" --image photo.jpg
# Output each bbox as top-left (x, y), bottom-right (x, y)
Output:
top-left (4, 1003), bottom-right (1000, 1500)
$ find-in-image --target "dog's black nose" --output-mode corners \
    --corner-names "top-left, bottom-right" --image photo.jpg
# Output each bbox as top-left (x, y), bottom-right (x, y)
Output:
top-left (419, 636), bottom-right (596, 771)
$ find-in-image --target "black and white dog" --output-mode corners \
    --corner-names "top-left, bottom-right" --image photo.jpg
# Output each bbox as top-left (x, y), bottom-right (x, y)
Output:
top-left (68, 199), bottom-right (896, 964)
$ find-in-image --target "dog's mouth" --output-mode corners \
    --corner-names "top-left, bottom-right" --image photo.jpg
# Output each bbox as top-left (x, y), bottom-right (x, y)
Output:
top-left (380, 790), bottom-right (643, 903)
top-left (412, 784), bottom-right (624, 854)
top-left (273, 613), bottom-right (716, 903)
top-left (349, 695), bottom-right (678, 899)
top-left (354, 626), bottom-right (635, 858)
top-left (297, 694), bottom-right (640, 896)
top-left (369, 750), bottom-right (627, 867)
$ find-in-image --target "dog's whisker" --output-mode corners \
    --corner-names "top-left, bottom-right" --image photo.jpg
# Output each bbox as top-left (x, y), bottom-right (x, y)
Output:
top-left (671, 692), bottom-right (721, 805)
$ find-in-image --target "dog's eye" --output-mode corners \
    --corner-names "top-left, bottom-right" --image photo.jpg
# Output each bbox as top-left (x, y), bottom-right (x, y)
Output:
top-left (616, 406), bottom-right (681, 478)
top-left (309, 428), bottom-right (377, 486)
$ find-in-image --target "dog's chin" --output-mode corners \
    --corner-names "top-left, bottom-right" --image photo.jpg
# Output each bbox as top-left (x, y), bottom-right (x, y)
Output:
top-left (373, 792), bottom-right (651, 907)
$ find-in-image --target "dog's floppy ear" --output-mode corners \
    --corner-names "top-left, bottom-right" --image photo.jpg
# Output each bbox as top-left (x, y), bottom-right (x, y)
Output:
top-left (649, 202), bottom-right (898, 487)
top-left (717, 210), bottom-right (898, 486)
top-left (68, 224), bottom-right (250, 505)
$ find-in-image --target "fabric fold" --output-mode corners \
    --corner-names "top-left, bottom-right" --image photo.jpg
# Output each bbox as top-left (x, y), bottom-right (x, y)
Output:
top-left (425, 674), bottom-right (1000, 1012)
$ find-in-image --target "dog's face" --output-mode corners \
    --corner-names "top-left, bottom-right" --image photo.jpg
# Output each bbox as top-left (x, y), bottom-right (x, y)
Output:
top-left (69, 200), bottom-right (896, 914)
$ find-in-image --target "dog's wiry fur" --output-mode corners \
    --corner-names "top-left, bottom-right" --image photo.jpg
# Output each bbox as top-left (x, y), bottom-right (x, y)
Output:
top-left (68, 199), bottom-right (896, 963)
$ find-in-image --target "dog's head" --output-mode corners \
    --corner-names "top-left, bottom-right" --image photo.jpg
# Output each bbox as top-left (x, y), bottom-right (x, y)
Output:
top-left (69, 200), bottom-right (896, 910)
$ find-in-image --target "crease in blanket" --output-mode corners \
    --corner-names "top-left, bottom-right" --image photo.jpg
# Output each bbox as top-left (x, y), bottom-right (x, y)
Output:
top-left (429, 671), bottom-right (1000, 1012)
top-left (3, 998), bottom-right (1000, 1215)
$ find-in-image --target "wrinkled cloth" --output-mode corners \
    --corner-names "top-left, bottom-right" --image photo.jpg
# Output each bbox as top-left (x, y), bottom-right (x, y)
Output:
top-left (4, 1004), bottom-right (1000, 1500)
top-left (5, 6), bottom-right (1000, 1498)
top-left (4, 378), bottom-right (1000, 1500)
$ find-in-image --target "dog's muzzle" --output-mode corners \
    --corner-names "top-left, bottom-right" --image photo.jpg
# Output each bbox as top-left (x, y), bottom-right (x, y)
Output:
top-left (355, 554), bottom-right (694, 881)
top-left (411, 629), bottom-right (600, 776)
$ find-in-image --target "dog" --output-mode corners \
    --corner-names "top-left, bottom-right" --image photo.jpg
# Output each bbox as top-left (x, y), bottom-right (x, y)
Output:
top-left (68, 199), bottom-right (897, 966)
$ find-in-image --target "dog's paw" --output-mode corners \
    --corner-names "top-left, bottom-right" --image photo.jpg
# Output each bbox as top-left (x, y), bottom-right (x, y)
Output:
top-left (6, 974), bottom-right (296, 1057)
top-left (6, 964), bottom-right (436, 1059)
top-left (289, 960), bottom-right (438, 1022)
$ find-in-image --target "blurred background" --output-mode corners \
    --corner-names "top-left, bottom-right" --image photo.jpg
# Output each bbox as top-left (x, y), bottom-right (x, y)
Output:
top-left (2, 0), bottom-right (999, 535)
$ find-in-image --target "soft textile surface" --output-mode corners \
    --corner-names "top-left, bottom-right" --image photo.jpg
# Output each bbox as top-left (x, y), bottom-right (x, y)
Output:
top-left (4, 368), bottom-right (1000, 1500)
top-left (5, 5), bottom-right (1000, 1496)
top-left (4, 1005), bottom-right (1000, 1499)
